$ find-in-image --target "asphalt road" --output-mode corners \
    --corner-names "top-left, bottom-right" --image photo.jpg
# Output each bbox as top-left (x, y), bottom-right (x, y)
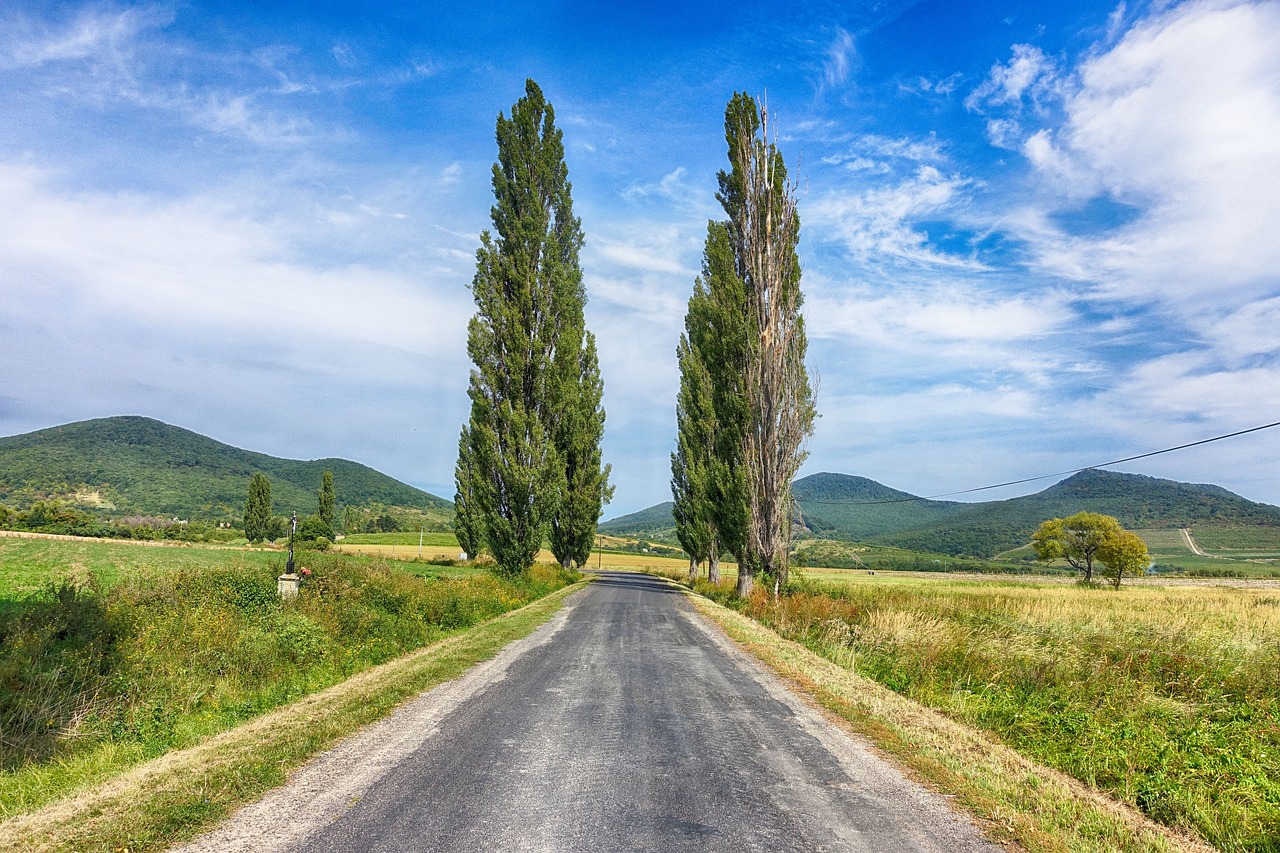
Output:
top-left (178, 572), bottom-right (999, 853)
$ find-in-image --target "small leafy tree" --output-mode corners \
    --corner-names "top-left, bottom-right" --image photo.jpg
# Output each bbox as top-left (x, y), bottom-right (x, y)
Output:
top-left (243, 473), bottom-right (273, 543)
top-left (1032, 511), bottom-right (1149, 586)
top-left (1098, 528), bottom-right (1151, 589)
top-left (317, 471), bottom-right (336, 538)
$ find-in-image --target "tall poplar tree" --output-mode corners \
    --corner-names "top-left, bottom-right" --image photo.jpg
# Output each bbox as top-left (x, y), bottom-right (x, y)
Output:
top-left (689, 93), bottom-right (815, 598)
top-left (244, 473), bottom-right (272, 544)
top-left (317, 470), bottom-right (336, 536)
top-left (550, 331), bottom-right (613, 569)
top-left (671, 281), bottom-right (716, 581)
top-left (457, 79), bottom-right (597, 577)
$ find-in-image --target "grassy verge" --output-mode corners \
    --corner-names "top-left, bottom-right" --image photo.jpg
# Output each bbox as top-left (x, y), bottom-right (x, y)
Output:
top-left (0, 579), bottom-right (585, 853)
top-left (676, 579), bottom-right (1215, 853)
top-left (0, 544), bottom-right (578, 814)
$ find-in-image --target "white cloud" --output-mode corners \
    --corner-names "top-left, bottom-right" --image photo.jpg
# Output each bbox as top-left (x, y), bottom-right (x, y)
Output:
top-left (808, 164), bottom-right (983, 269)
top-left (0, 161), bottom-right (471, 374)
top-left (994, 1), bottom-right (1280, 311)
top-left (823, 28), bottom-right (856, 89)
top-left (965, 43), bottom-right (1056, 111)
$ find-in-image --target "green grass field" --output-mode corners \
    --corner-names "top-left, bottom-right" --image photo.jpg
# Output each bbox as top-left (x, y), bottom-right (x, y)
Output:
top-left (679, 571), bottom-right (1280, 851)
top-left (0, 536), bottom-right (285, 601)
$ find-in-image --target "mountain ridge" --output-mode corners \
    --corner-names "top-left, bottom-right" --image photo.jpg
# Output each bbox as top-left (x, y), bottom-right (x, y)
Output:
top-left (603, 469), bottom-right (1280, 557)
top-left (0, 415), bottom-right (451, 522)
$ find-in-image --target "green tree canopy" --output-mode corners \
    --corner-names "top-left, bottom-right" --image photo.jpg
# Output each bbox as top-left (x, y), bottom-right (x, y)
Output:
top-left (1032, 511), bottom-right (1150, 586)
top-left (716, 92), bottom-right (815, 597)
top-left (317, 470), bottom-right (335, 538)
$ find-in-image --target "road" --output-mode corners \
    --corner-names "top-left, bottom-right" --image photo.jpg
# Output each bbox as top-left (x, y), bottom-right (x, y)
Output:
top-left (177, 572), bottom-right (998, 853)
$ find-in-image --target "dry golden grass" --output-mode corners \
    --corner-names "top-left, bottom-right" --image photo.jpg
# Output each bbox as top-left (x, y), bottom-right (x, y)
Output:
top-left (683, 585), bottom-right (1217, 853)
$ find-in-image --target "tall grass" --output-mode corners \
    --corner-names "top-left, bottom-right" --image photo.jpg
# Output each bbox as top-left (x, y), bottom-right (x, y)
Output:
top-left (684, 572), bottom-right (1280, 852)
top-left (0, 554), bottom-right (578, 815)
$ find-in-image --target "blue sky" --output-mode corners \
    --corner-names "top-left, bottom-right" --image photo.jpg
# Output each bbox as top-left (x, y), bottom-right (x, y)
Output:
top-left (2, 0), bottom-right (1279, 515)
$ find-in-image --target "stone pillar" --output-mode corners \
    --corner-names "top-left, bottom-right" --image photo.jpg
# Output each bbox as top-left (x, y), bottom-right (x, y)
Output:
top-left (277, 573), bottom-right (300, 600)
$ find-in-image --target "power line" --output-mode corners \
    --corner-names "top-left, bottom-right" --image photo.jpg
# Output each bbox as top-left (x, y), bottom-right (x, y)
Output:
top-left (800, 419), bottom-right (1280, 507)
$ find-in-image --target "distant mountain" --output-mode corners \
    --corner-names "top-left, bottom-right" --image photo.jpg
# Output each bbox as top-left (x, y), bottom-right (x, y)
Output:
top-left (0, 416), bottom-right (452, 522)
top-left (602, 469), bottom-right (1280, 558)
top-left (871, 469), bottom-right (1280, 557)
top-left (599, 501), bottom-right (677, 541)
top-left (792, 472), bottom-right (968, 539)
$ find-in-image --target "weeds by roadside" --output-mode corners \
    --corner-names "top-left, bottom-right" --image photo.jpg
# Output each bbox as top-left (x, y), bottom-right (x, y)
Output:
top-left (0, 554), bottom-right (578, 817)
top-left (660, 568), bottom-right (1280, 852)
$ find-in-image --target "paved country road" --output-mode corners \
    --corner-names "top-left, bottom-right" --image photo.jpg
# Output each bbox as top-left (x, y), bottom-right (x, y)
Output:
top-left (175, 572), bottom-right (999, 853)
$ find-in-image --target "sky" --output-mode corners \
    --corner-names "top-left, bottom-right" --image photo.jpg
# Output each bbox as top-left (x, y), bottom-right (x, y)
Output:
top-left (1, 0), bottom-right (1279, 516)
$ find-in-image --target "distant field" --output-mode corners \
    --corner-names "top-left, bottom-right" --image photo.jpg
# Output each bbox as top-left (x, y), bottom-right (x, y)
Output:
top-left (1191, 525), bottom-right (1280, 555)
top-left (0, 536), bottom-right (283, 601)
top-left (337, 532), bottom-right (460, 547)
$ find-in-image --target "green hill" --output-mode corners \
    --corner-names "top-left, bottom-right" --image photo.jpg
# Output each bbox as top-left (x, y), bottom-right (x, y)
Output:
top-left (792, 472), bottom-right (968, 539)
top-left (0, 416), bottom-right (452, 523)
top-left (871, 469), bottom-right (1280, 557)
top-left (599, 501), bottom-right (678, 542)
top-left (603, 469), bottom-right (1280, 558)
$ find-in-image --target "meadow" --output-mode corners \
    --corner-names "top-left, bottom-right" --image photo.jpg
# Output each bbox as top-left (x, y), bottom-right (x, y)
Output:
top-left (672, 569), bottom-right (1280, 852)
top-left (0, 535), bottom-right (578, 818)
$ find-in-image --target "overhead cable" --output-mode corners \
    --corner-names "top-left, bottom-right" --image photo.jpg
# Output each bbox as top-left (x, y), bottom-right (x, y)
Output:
top-left (800, 419), bottom-right (1280, 506)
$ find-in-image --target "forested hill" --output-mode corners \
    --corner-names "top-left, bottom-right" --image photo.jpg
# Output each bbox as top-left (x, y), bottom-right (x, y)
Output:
top-left (791, 472), bottom-right (968, 539)
top-left (0, 416), bottom-right (452, 521)
top-left (598, 501), bottom-right (677, 541)
top-left (871, 469), bottom-right (1280, 557)
top-left (602, 469), bottom-right (1280, 557)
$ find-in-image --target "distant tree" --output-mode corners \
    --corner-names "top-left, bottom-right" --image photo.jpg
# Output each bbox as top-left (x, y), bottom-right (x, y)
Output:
top-left (456, 79), bottom-right (591, 576)
top-left (1032, 511), bottom-right (1148, 586)
top-left (296, 513), bottom-right (333, 549)
top-left (243, 473), bottom-right (273, 543)
top-left (716, 92), bottom-right (816, 597)
top-left (266, 514), bottom-right (288, 543)
top-left (317, 471), bottom-right (336, 538)
top-left (1098, 528), bottom-right (1151, 589)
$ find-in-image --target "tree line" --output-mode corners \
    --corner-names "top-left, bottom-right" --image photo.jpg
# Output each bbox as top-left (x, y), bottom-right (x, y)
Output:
top-left (447, 83), bottom-right (818, 591)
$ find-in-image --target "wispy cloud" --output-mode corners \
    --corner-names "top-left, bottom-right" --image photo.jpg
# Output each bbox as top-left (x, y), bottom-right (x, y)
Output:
top-left (822, 27), bottom-right (856, 89)
top-left (1, 5), bottom-right (172, 69)
top-left (808, 163), bottom-right (984, 269)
